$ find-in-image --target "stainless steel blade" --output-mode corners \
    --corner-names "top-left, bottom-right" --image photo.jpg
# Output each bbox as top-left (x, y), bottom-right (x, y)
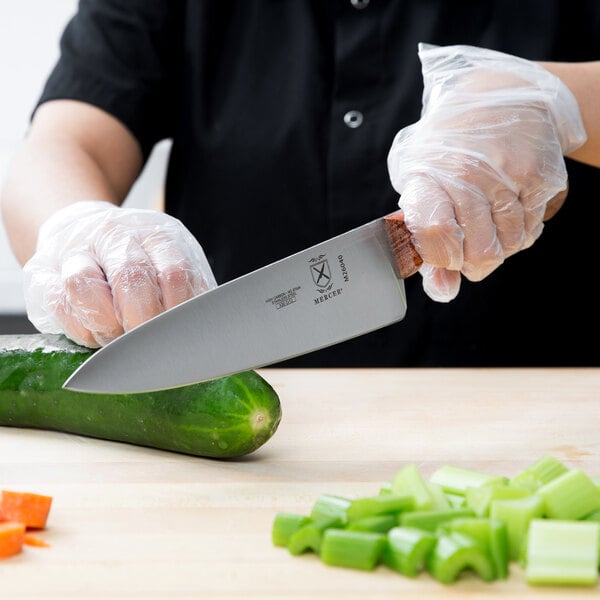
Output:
top-left (63, 216), bottom-right (408, 393)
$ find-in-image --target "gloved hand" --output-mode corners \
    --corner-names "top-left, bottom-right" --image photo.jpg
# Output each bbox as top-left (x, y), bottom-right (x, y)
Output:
top-left (387, 44), bottom-right (587, 302)
top-left (23, 200), bottom-right (217, 348)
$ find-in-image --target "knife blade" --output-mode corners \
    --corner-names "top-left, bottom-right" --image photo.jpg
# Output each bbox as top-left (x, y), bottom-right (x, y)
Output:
top-left (63, 211), bottom-right (422, 393)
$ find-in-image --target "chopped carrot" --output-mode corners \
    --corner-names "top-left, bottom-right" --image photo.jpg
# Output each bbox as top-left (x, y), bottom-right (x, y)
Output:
top-left (0, 490), bottom-right (53, 529)
top-left (24, 534), bottom-right (50, 548)
top-left (0, 521), bottom-right (26, 558)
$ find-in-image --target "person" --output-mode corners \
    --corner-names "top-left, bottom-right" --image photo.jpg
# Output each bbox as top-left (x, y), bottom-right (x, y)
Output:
top-left (1, 1), bottom-right (600, 367)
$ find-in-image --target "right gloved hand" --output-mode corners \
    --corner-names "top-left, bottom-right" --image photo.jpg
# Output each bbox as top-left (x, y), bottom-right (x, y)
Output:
top-left (387, 44), bottom-right (587, 302)
top-left (23, 200), bottom-right (217, 348)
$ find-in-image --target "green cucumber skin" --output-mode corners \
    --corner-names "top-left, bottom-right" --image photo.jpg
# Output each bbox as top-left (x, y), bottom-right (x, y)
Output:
top-left (0, 334), bottom-right (282, 458)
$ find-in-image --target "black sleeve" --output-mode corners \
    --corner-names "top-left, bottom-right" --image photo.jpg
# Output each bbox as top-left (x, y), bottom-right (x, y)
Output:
top-left (35, 0), bottom-right (182, 159)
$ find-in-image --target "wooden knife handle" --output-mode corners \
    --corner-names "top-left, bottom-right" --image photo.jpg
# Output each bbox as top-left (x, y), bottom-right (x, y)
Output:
top-left (383, 211), bottom-right (423, 279)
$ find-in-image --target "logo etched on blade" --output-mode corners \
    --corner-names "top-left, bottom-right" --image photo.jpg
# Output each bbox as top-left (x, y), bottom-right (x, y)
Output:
top-left (309, 255), bottom-right (333, 293)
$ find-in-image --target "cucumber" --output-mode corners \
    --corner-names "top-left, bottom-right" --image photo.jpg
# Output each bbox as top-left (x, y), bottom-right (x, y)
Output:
top-left (0, 334), bottom-right (282, 458)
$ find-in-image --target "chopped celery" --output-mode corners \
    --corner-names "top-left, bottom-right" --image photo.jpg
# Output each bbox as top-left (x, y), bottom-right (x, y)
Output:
top-left (272, 512), bottom-right (312, 547)
top-left (346, 493), bottom-right (414, 522)
top-left (392, 464), bottom-right (434, 510)
top-left (465, 482), bottom-right (530, 517)
top-left (583, 508), bottom-right (600, 523)
top-left (445, 492), bottom-right (467, 508)
top-left (379, 481), bottom-right (393, 495)
top-left (383, 526), bottom-right (437, 577)
top-left (525, 519), bottom-right (600, 586)
top-left (511, 456), bottom-right (569, 492)
top-left (272, 457), bottom-right (600, 588)
top-left (537, 469), bottom-right (600, 520)
top-left (427, 482), bottom-right (451, 510)
top-left (287, 516), bottom-right (344, 556)
top-left (427, 532), bottom-right (496, 584)
top-left (399, 507), bottom-right (475, 532)
top-left (429, 465), bottom-right (507, 496)
top-left (443, 517), bottom-right (509, 579)
top-left (490, 495), bottom-right (545, 561)
top-left (310, 494), bottom-right (352, 524)
top-left (346, 514), bottom-right (397, 533)
top-left (320, 529), bottom-right (386, 571)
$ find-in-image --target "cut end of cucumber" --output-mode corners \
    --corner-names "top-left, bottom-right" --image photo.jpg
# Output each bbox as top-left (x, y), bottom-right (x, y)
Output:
top-left (0, 334), bottom-right (91, 355)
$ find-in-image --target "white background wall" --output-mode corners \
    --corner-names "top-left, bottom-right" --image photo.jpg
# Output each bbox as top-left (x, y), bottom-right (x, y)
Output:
top-left (0, 1), bottom-right (170, 314)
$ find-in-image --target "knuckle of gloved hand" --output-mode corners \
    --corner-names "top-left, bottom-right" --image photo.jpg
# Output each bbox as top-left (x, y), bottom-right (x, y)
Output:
top-left (157, 262), bottom-right (197, 294)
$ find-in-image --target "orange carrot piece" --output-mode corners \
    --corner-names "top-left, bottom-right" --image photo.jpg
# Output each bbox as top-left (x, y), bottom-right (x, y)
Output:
top-left (0, 490), bottom-right (53, 529)
top-left (24, 534), bottom-right (51, 548)
top-left (0, 521), bottom-right (26, 558)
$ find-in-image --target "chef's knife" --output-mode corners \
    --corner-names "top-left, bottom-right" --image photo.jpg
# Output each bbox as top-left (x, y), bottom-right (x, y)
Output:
top-left (63, 211), bottom-right (422, 393)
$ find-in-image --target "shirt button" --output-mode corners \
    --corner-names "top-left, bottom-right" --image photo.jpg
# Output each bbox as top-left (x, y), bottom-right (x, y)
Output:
top-left (343, 110), bottom-right (364, 129)
top-left (350, 0), bottom-right (370, 9)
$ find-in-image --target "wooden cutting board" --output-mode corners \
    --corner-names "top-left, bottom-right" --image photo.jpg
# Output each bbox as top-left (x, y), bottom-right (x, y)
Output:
top-left (1, 367), bottom-right (599, 598)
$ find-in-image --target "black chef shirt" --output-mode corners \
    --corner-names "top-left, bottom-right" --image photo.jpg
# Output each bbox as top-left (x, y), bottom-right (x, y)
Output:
top-left (36, 0), bottom-right (600, 367)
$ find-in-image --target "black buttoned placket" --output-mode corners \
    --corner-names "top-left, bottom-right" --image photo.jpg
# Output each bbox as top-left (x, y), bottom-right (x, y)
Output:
top-left (327, 0), bottom-right (392, 236)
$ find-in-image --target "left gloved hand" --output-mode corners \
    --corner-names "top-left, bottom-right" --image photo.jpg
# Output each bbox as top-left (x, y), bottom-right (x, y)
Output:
top-left (387, 44), bottom-right (587, 302)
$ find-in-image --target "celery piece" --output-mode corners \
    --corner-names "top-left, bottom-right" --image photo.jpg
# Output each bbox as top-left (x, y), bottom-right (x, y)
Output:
top-left (429, 465), bottom-right (507, 496)
top-left (391, 464), bottom-right (434, 510)
top-left (426, 532), bottom-right (496, 584)
top-left (427, 482), bottom-right (451, 510)
top-left (444, 517), bottom-right (509, 580)
top-left (593, 476), bottom-right (600, 490)
top-left (383, 526), bottom-right (437, 577)
top-left (272, 512), bottom-right (312, 547)
top-left (310, 494), bottom-right (352, 524)
top-left (287, 516), bottom-right (344, 556)
top-left (537, 468), bottom-right (600, 520)
top-left (490, 495), bottom-right (545, 561)
top-left (583, 508), bottom-right (600, 523)
top-left (445, 492), bottom-right (467, 508)
top-left (379, 481), bottom-right (393, 495)
top-left (465, 482), bottom-right (530, 517)
top-left (320, 529), bottom-right (386, 571)
top-left (510, 455), bottom-right (569, 492)
top-left (399, 507), bottom-right (475, 532)
top-left (525, 519), bottom-right (600, 586)
top-left (347, 493), bottom-right (414, 522)
top-left (346, 514), bottom-right (397, 534)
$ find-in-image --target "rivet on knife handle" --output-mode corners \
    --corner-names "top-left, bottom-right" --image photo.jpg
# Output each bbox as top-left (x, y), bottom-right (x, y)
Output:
top-left (383, 211), bottom-right (423, 279)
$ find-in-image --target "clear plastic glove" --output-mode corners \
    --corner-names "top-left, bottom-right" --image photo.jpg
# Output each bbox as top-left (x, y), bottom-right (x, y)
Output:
top-left (387, 44), bottom-right (587, 302)
top-left (23, 200), bottom-right (217, 348)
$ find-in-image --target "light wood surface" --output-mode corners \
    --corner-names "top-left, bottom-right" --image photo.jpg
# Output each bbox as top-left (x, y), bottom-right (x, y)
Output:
top-left (1, 368), bottom-right (599, 599)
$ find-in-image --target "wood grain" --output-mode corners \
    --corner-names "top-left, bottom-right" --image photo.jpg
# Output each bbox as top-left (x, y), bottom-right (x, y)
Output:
top-left (1, 368), bottom-right (599, 598)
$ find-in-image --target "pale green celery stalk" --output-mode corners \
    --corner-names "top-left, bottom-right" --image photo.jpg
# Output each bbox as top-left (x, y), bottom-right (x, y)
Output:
top-left (593, 476), bottom-right (600, 490)
top-left (525, 519), bottom-right (600, 586)
top-left (584, 508), bottom-right (600, 523)
top-left (443, 517), bottom-right (509, 580)
top-left (320, 529), bottom-right (386, 571)
top-left (310, 494), bottom-right (352, 524)
top-left (379, 481), bottom-right (393, 495)
top-left (427, 482), bottom-right (451, 510)
top-left (511, 455), bottom-right (569, 492)
top-left (346, 493), bottom-right (414, 522)
top-left (537, 469), bottom-right (600, 520)
top-left (272, 512), bottom-right (312, 547)
top-left (429, 465), bottom-right (507, 496)
top-left (287, 515), bottom-right (344, 556)
top-left (383, 526), bottom-right (437, 577)
top-left (465, 482), bottom-right (530, 517)
top-left (399, 507), bottom-right (475, 532)
top-left (445, 492), bottom-right (467, 508)
top-left (426, 532), bottom-right (496, 584)
top-left (346, 514), bottom-right (397, 533)
top-left (490, 495), bottom-right (545, 561)
top-left (392, 464), bottom-right (434, 510)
